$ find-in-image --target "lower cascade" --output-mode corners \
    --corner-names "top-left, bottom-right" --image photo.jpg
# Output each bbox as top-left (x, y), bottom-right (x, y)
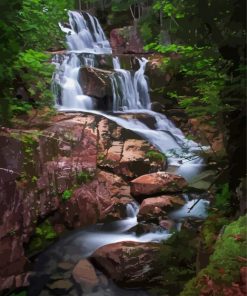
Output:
top-left (29, 9), bottom-right (209, 296)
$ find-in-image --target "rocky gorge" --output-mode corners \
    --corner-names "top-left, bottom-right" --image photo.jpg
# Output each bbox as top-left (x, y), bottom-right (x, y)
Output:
top-left (1, 6), bottom-right (245, 296)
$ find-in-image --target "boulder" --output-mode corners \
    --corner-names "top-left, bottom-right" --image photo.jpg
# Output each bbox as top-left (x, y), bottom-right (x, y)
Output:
top-left (59, 171), bottom-right (133, 228)
top-left (47, 279), bottom-right (73, 294)
top-left (137, 195), bottom-right (185, 222)
top-left (97, 118), bottom-right (166, 178)
top-left (130, 172), bottom-right (188, 197)
top-left (72, 259), bottom-right (99, 291)
top-left (91, 241), bottom-right (159, 287)
top-left (79, 67), bottom-right (113, 108)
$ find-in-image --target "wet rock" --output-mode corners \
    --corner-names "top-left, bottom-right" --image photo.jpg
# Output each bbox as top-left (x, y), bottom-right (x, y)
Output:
top-left (188, 170), bottom-right (217, 191)
top-left (79, 67), bottom-right (112, 102)
top-left (72, 259), bottom-right (99, 291)
top-left (50, 271), bottom-right (72, 281)
top-left (91, 241), bottom-right (159, 287)
top-left (137, 195), bottom-right (185, 222)
top-left (97, 119), bottom-right (165, 178)
top-left (57, 262), bottom-right (74, 271)
top-left (159, 219), bottom-right (175, 231)
top-left (47, 279), bottom-right (73, 294)
top-left (130, 172), bottom-right (188, 197)
top-left (128, 223), bottom-right (163, 236)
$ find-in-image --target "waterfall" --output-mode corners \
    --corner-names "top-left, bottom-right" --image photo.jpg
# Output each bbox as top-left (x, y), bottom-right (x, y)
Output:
top-left (53, 10), bottom-right (206, 180)
top-left (59, 11), bottom-right (111, 54)
top-left (111, 57), bottom-right (151, 111)
top-left (54, 10), bottom-right (151, 112)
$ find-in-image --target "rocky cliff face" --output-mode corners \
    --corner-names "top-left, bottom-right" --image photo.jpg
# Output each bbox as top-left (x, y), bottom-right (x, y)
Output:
top-left (0, 112), bottom-right (168, 292)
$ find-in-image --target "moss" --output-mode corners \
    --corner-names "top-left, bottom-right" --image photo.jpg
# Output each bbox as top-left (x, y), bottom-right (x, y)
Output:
top-left (61, 189), bottom-right (73, 201)
top-left (145, 150), bottom-right (167, 163)
top-left (28, 219), bottom-right (58, 254)
top-left (201, 213), bottom-right (229, 250)
top-left (151, 229), bottom-right (198, 295)
top-left (75, 170), bottom-right (94, 185)
top-left (181, 215), bottom-right (247, 295)
top-left (10, 291), bottom-right (27, 296)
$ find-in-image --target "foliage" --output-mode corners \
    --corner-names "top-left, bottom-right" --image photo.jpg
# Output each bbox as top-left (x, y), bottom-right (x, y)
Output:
top-left (28, 219), bottom-right (58, 253)
top-left (0, 0), bottom-right (74, 126)
top-left (201, 214), bottom-right (229, 250)
top-left (181, 215), bottom-right (247, 295)
top-left (62, 189), bottom-right (74, 201)
top-left (145, 150), bottom-right (167, 163)
top-left (10, 99), bottom-right (33, 116)
top-left (14, 50), bottom-right (55, 106)
top-left (18, 0), bottom-right (73, 51)
top-left (145, 43), bottom-right (233, 121)
top-left (214, 183), bottom-right (231, 212)
top-left (76, 170), bottom-right (94, 185)
top-left (152, 229), bottom-right (198, 295)
top-left (10, 291), bottom-right (27, 296)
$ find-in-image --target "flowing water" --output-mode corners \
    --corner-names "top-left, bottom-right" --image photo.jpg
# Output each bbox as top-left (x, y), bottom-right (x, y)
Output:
top-left (28, 10), bottom-right (209, 296)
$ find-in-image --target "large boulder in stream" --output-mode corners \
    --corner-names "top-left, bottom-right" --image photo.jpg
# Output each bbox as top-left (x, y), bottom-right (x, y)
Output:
top-left (79, 67), bottom-right (113, 109)
top-left (59, 170), bottom-right (133, 228)
top-left (130, 172), bottom-right (188, 197)
top-left (91, 241), bottom-right (159, 287)
top-left (137, 195), bottom-right (185, 223)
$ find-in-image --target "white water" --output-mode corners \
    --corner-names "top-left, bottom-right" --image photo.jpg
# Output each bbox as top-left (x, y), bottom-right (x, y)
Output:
top-left (59, 11), bottom-right (112, 54)
top-left (50, 9), bottom-right (209, 261)
top-left (111, 57), bottom-right (151, 111)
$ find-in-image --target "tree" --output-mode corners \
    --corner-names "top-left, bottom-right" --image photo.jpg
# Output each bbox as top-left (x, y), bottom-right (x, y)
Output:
top-left (147, 0), bottom-right (246, 207)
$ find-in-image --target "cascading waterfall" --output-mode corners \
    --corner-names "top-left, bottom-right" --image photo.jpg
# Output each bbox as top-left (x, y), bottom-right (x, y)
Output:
top-left (52, 10), bottom-right (207, 181)
top-left (29, 11), bottom-right (210, 295)
top-left (52, 9), bottom-right (208, 206)
top-left (111, 57), bottom-right (151, 111)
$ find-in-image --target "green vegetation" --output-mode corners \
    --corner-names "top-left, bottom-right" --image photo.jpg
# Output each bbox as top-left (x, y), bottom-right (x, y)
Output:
top-left (61, 170), bottom-right (94, 201)
top-left (181, 215), bottom-right (247, 296)
top-left (145, 150), bottom-right (167, 163)
top-left (0, 0), bottom-right (74, 125)
top-left (10, 291), bottom-right (27, 296)
top-left (62, 189), bottom-right (74, 201)
top-left (28, 219), bottom-right (58, 253)
top-left (152, 229), bottom-right (198, 295)
top-left (76, 170), bottom-right (94, 184)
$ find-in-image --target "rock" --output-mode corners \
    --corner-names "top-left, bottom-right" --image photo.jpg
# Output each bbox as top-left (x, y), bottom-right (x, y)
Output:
top-left (110, 26), bottom-right (144, 54)
top-left (128, 223), bottom-right (163, 236)
top-left (130, 172), bottom-right (188, 197)
top-left (188, 170), bottom-right (217, 191)
top-left (60, 171), bottom-right (133, 228)
top-left (97, 117), bottom-right (165, 178)
top-left (91, 241), bottom-right (159, 287)
top-left (72, 259), bottom-right (99, 291)
top-left (79, 67), bottom-right (113, 107)
top-left (240, 266), bottom-right (247, 294)
top-left (137, 195), bottom-right (185, 222)
top-left (47, 279), bottom-right (73, 294)
top-left (159, 219), bottom-right (175, 231)
top-left (57, 262), bottom-right (74, 271)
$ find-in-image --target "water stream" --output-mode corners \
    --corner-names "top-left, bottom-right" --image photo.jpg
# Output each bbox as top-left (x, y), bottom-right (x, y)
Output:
top-left (29, 10), bottom-right (209, 296)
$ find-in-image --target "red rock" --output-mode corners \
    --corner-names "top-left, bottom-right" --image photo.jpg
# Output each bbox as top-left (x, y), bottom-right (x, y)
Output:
top-left (130, 172), bottom-right (188, 196)
top-left (72, 259), bottom-right (99, 289)
top-left (60, 171), bottom-right (132, 228)
top-left (91, 241), bottom-right (159, 286)
top-left (137, 195), bottom-right (185, 222)
top-left (159, 219), bottom-right (175, 230)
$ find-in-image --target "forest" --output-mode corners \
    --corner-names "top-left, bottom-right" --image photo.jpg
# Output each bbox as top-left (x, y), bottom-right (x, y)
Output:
top-left (0, 0), bottom-right (246, 296)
